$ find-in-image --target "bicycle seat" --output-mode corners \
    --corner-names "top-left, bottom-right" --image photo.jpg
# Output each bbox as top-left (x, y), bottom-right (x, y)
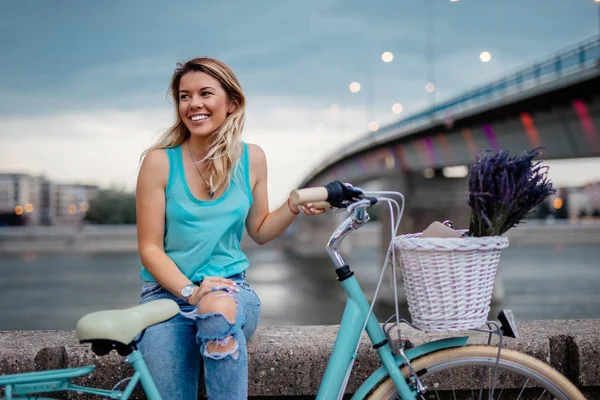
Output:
top-left (76, 299), bottom-right (179, 345)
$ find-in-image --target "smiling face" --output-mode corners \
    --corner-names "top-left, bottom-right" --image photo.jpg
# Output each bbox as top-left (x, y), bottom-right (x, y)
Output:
top-left (178, 71), bottom-right (236, 138)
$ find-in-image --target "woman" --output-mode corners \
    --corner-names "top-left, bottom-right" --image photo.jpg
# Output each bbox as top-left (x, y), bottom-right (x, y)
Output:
top-left (136, 57), bottom-right (326, 399)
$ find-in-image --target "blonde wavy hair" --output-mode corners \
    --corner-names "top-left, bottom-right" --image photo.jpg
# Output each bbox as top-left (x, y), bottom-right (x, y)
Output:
top-left (142, 57), bottom-right (246, 192)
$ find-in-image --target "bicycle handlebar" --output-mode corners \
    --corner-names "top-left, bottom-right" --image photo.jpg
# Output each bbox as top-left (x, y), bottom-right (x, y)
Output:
top-left (289, 181), bottom-right (364, 209)
top-left (289, 187), bottom-right (330, 209)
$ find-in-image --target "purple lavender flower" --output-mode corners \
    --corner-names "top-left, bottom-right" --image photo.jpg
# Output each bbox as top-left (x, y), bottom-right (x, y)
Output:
top-left (467, 147), bottom-right (556, 237)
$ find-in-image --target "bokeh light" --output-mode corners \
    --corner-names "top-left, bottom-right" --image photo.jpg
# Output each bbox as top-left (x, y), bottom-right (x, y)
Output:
top-left (392, 103), bottom-right (404, 114)
top-left (381, 51), bottom-right (394, 63)
top-left (349, 82), bottom-right (361, 93)
top-left (425, 82), bottom-right (436, 93)
top-left (554, 198), bottom-right (564, 209)
top-left (14, 205), bottom-right (24, 215)
top-left (368, 121), bottom-right (379, 132)
top-left (68, 205), bottom-right (78, 215)
top-left (480, 51), bottom-right (492, 62)
top-left (385, 155), bottom-right (396, 170)
top-left (24, 203), bottom-right (33, 213)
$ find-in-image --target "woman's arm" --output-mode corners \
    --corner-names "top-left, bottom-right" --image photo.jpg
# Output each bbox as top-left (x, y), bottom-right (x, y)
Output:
top-left (245, 144), bottom-right (325, 245)
top-left (136, 150), bottom-right (194, 297)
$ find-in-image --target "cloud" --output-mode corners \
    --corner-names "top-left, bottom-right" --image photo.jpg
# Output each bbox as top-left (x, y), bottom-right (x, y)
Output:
top-left (0, 110), bottom-right (171, 189)
top-left (0, 96), bottom-right (370, 207)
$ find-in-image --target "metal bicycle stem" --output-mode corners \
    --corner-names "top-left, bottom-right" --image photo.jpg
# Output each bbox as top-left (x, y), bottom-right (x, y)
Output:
top-left (325, 201), bottom-right (371, 268)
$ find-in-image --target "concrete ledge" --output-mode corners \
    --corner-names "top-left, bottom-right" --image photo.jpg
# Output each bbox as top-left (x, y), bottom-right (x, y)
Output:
top-left (1, 321), bottom-right (599, 398)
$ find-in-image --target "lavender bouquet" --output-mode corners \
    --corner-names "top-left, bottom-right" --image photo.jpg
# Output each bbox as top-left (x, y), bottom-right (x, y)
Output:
top-left (467, 147), bottom-right (556, 237)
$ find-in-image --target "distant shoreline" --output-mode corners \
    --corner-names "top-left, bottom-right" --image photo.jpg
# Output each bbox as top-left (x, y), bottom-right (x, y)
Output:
top-left (1, 221), bottom-right (599, 254)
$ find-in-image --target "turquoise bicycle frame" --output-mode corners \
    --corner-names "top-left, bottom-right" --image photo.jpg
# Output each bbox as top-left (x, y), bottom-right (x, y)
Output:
top-left (316, 271), bottom-right (468, 400)
top-left (0, 349), bottom-right (162, 400)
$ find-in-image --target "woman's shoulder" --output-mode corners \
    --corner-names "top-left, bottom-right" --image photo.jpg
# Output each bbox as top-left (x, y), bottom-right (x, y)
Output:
top-left (245, 143), bottom-right (266, 167)
top-left (143, 148), bottom-right (170, 168)
top-left (139, 148), bottom-right (171, 186)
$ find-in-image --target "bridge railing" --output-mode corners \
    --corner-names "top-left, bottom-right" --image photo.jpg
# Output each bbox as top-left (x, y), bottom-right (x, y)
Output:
top-left (345, 35), bottom-right (600, 153)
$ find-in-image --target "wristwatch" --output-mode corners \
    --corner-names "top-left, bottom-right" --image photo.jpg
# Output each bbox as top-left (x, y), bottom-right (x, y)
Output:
top-left (180, 283), bottom-right (197, 302)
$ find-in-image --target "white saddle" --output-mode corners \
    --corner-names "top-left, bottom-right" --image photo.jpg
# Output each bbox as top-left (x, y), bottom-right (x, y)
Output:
top-left (76, 299), bottom-right (179, 345)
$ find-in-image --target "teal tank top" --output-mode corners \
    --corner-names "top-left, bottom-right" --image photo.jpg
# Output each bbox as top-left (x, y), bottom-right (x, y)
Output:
top-left (140, 143), bottom-right (253, 283)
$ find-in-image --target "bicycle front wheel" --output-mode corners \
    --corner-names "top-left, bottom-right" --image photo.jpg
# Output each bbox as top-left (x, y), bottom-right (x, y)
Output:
top-left (367, 345), bottom-right (585, 400)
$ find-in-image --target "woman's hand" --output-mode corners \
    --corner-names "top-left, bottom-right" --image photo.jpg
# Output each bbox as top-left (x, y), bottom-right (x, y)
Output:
top-left (187, 277), bottom-right (239, 305)
top-left (297, 202), bottom-right (328, 216)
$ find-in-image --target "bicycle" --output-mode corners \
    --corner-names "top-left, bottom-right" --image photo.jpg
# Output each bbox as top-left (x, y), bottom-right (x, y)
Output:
top-left (0, 181), bottom-right (587, 399)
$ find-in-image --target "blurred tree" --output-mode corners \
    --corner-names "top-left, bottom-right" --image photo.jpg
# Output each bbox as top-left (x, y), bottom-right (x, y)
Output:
top-left (84, 189), bottom-right (136, 224)
top-left (592, 209), bottom-right (600, 217)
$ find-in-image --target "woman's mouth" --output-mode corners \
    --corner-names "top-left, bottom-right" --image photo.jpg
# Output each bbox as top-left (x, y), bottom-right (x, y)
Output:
top-left (190, 114), bottom-right (210, 123)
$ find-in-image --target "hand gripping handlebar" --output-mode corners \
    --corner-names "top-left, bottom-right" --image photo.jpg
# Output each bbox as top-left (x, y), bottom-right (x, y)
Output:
top-left (289, 181), bottom-right (364, 209)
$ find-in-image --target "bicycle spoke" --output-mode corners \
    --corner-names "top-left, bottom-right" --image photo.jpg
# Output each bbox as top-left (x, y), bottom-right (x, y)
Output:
top-left (488, 365), bottom-right (492, 400)
top-left (478, 366), bottom-right (486, 400)
top-left (418, 363), bottom-right (557, 399)
top-left (495, 370), bottom-right (506, 399)
top-left (432, 382), bottom-right (442, 400)
top-left (449, 368), bottom-right (457, 400)
top-left (515, 378), bottom-right (530, 400)
top-left (367, 346), bottom-right (583, 400)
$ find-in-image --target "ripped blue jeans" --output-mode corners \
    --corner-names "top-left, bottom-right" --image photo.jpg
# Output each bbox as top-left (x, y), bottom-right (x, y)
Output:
top-left (138, 272), bottom-right (261, 400)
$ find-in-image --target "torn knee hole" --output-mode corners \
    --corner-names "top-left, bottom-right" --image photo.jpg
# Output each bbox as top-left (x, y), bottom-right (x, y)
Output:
top-left (204, 335), bottom-right (240, 360)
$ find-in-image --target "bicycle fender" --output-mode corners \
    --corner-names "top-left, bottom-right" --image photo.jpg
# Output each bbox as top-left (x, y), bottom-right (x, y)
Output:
top-left (351, 336), bottom-right (468, 399)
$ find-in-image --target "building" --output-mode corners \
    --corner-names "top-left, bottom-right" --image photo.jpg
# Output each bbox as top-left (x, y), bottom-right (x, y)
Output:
top-left (53, 183), bottom-right (98, 225)
top-left (0, 173), bottom-right (44, 226)
top-left (0, 173), bottom-right (98, 226)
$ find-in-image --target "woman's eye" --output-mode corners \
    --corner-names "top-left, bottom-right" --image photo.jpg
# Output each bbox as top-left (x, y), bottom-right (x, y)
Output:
top-left (179, 94), bottom-right (189, 100)
top-left (201, 91), bottom-right (213, 96)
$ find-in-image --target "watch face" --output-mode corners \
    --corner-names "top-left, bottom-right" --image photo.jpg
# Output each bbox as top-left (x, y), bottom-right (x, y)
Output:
top-left (181, 285), bottom-right (195, 297)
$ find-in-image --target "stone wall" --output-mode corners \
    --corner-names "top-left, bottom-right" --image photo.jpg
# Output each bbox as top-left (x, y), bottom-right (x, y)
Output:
top-left (1, 320), bottom-right (599, 398)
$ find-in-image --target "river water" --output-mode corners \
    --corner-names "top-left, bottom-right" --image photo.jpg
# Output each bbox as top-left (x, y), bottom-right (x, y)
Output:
top-left (1, 244), bottom-right (599, 330)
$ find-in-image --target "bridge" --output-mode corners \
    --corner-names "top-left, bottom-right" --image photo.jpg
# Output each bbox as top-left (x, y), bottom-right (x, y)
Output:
top-left (292, 36), bottom-right (600, 258)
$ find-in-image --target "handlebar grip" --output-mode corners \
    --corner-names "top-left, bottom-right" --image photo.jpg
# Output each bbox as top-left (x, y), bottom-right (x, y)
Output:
top-left (311, 201), bottom-right (331, 209)
top-left (289, 187), bottom-right (328, 207)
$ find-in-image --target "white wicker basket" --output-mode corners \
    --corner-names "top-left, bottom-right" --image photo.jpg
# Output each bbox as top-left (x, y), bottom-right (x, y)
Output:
top-left (394, 232), bottom-right (509, 332)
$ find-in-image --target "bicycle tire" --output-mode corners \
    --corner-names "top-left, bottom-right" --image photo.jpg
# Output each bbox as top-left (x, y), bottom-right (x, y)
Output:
top-left (366, 345), bottom-right (585, 400)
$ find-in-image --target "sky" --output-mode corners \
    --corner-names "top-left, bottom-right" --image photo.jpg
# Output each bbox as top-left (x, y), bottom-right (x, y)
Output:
top-left (1, 0), bottom-right (599, 206)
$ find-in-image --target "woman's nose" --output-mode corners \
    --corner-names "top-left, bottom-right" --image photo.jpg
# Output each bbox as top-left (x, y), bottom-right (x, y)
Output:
top-left (190, 95), bottom-right (203, 108)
